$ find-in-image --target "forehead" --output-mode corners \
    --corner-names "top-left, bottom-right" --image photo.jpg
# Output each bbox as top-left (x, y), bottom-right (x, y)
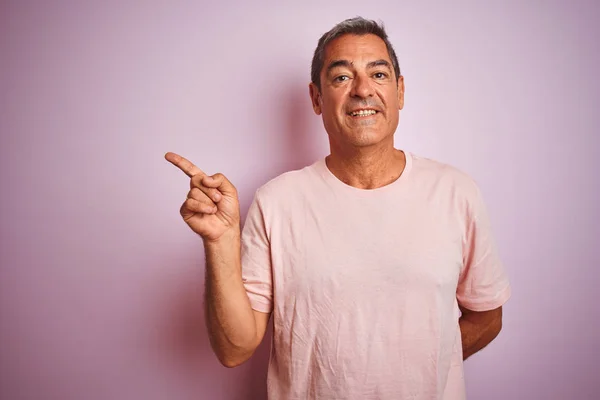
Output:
top-left (323, 34), bottom-right (391, 66)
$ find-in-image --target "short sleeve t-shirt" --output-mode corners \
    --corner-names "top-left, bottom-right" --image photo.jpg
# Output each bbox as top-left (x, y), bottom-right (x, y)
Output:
top-left (241, 151), bottom-right (511, 400)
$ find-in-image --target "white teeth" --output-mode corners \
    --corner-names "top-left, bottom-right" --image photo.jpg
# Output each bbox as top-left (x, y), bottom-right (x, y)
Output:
top-left (351, 109), bottom-right (377, 116)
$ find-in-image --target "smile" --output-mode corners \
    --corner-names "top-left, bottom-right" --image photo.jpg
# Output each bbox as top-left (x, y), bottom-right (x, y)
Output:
top-left (349, 109), bottom-right (378, 117)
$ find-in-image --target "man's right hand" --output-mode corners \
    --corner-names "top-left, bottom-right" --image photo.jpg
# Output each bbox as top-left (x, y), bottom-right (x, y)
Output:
top-left (165, 152), bottom-right (240, 242)
top-left (166, 152), bottom-right (269, 368)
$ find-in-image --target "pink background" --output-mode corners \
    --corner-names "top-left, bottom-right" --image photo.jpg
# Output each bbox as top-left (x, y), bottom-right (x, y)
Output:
top-left (1, 1), bottom-right (599, 399)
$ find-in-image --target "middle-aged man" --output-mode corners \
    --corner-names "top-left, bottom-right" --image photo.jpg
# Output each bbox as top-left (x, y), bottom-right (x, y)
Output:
top-left (165, 16), bottom-right (511, 400)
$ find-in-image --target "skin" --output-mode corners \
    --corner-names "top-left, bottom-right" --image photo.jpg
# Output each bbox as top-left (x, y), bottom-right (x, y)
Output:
top-left (165, 33), bottom-right (502, 367)
top-left (460, 305), bottom-right (503, 360)
top-left (309, 34), bottom-right (407, 189)
top-left (164, 152), bottom-right (270, 368)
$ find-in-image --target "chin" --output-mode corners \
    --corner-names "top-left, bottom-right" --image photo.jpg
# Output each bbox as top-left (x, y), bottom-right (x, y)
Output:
top-left (345, 129), bottom-right (389, 147)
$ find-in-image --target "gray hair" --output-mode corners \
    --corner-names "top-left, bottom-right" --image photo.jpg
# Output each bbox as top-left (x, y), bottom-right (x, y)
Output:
top-left (310, 17), bottom-right (401, 90)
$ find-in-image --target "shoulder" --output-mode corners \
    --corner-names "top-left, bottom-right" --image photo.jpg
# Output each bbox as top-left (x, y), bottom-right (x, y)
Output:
top-left (409, 152), bottom-right (483, 203)
top-left (253, 160), bottom-right (322, 204)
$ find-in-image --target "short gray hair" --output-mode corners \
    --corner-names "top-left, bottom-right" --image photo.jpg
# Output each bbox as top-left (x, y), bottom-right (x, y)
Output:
top-left (310, 17), bottom-right (401, 90)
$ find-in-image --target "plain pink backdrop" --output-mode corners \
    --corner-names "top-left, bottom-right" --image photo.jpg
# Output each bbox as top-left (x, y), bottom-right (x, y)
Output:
top-left (1, 1), bottom-right (599, 399)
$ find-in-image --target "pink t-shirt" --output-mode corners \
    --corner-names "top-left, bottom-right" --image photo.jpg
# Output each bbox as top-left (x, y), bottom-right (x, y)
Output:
top-left (241, 151), bottom-right (511, 400)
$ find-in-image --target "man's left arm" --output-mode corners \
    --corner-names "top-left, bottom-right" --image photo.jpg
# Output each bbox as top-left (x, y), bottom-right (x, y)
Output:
top-left (459, 304), bottom-right (503, 360)
top-left (457, 180), bottom-right (510, 360)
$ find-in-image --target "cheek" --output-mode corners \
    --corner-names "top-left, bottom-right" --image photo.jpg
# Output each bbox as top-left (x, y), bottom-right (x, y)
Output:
top-left (324, 91), bottom-right (345, 108)
top-left (323, 99), bottom-right (344, 117)
top-left (388, 89), bottom-right (400, 106)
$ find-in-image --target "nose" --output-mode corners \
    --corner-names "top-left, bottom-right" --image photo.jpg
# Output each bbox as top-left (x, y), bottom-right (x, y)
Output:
top-left (350, 73), bottom-right (374, 99)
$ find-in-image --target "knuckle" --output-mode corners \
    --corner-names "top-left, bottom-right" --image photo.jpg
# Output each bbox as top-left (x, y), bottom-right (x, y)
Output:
top-left (191, 174), bottom-right (202, 186)
top-left (185, 198), bottom-right (197, 210)
top-left (189, 187), bottom-right (201, 198)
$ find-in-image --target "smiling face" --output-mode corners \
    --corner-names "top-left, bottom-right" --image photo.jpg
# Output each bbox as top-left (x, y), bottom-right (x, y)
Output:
top-left (309, 34), bottom-right (404, 150)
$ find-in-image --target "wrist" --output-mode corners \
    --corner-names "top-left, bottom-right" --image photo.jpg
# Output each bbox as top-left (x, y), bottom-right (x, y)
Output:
top-left (203, 228), bottom-right (241, 249)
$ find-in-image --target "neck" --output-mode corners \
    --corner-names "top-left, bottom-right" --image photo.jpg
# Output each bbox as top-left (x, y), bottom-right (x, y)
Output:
top-left (326, 140), bottom-right (406, 189)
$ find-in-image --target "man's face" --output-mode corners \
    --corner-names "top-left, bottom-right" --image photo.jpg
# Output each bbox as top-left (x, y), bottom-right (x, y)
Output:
top-left (309, 34), bottom-right (404, 149)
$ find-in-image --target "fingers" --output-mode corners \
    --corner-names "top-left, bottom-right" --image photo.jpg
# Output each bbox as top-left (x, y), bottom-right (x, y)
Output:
top-left (165, 152), bottom-right (204, 178)
top-left (190, 175), bottom-right (222, 202)
top-left (187, 187), bottom-right (219, 207)
top-left (201, 173), bottom-right (237, 197)
top-left (183, 197), bottom-right (217, 214)
top-left (183, 188), bottom-right (218, 214)
top-left (164, 151), bottom-right (236, 200)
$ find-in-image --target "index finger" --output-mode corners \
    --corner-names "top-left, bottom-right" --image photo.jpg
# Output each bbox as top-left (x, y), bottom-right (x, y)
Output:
top-left (164, 152), bottom-right (204, 177)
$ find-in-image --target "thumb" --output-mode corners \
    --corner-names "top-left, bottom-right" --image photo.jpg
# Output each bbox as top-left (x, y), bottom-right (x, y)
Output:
top-left (202, 173), bottom-right (237, 197)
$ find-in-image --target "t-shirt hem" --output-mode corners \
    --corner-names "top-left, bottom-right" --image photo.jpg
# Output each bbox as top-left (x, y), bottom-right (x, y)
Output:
top-left (248, 297), bottom-right (272, 313)
top-left (457, 284), bottom-right (511, 312)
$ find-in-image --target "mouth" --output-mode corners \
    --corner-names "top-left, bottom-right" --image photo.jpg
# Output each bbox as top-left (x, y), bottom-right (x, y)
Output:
top-left (348, 109), bottom-right (379, 118)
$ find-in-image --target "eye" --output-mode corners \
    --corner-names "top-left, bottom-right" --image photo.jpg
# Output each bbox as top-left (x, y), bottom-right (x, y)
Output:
top-left (374, 72), bottom-right (388, 79)
top-left (335, 75), bottom-right (349, 82)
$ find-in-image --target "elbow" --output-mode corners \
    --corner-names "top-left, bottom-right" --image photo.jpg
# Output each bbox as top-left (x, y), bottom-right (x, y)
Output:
top-left (485, 311), bottom-right (503, 345)
top-left (479, 305), bottom-right (504, 341)
top-left (493, 314), bottom-right (503, 338)
top-left (492, 306), bottom-right (503, 335)
top-left (220, 358), bottom-right (244, 369)
top-left (217, 351), bottom-right (252, 368)
top-left (214, 342), bottom-right (257, 369)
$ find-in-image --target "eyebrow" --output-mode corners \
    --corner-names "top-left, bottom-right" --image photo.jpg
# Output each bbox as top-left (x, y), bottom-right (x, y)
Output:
top-left (367, 59), bottom-right (392, 70)
top-left (327, 59), bottom-right (353, 73)
top-left (326, 59), bottom-right (392, 74)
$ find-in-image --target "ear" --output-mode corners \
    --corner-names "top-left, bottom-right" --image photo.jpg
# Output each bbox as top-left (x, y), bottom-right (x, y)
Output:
top-left (397, 75), bottom-right (405, 110)
top-left (309, 82), bottom-right (322, 115)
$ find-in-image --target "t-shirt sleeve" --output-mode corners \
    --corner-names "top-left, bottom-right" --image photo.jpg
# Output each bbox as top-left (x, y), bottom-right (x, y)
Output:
top-left (457, 184), bottom-right (511, 311)
top-left (240, 189), bottom-right (273, 314)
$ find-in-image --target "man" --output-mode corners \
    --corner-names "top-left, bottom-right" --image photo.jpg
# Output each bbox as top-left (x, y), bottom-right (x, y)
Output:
top-left (165, 17), bottom-right (510, 400)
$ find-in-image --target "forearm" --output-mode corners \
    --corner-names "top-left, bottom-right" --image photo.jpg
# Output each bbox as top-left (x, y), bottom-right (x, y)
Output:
top-left (204, 230), bottom-right (257, 366)
top-left (459, 307), bottom-right (502, 360)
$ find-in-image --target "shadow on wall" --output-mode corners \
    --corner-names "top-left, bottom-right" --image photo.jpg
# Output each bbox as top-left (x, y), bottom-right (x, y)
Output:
top-left (151, 83), bottom-right (322, 399)
top-left (147, 252), bottom-right (270, 399)
top-left (245, 81), bottom-right (325, 201)
top-left (280, 83), bottom-right (324, 173)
